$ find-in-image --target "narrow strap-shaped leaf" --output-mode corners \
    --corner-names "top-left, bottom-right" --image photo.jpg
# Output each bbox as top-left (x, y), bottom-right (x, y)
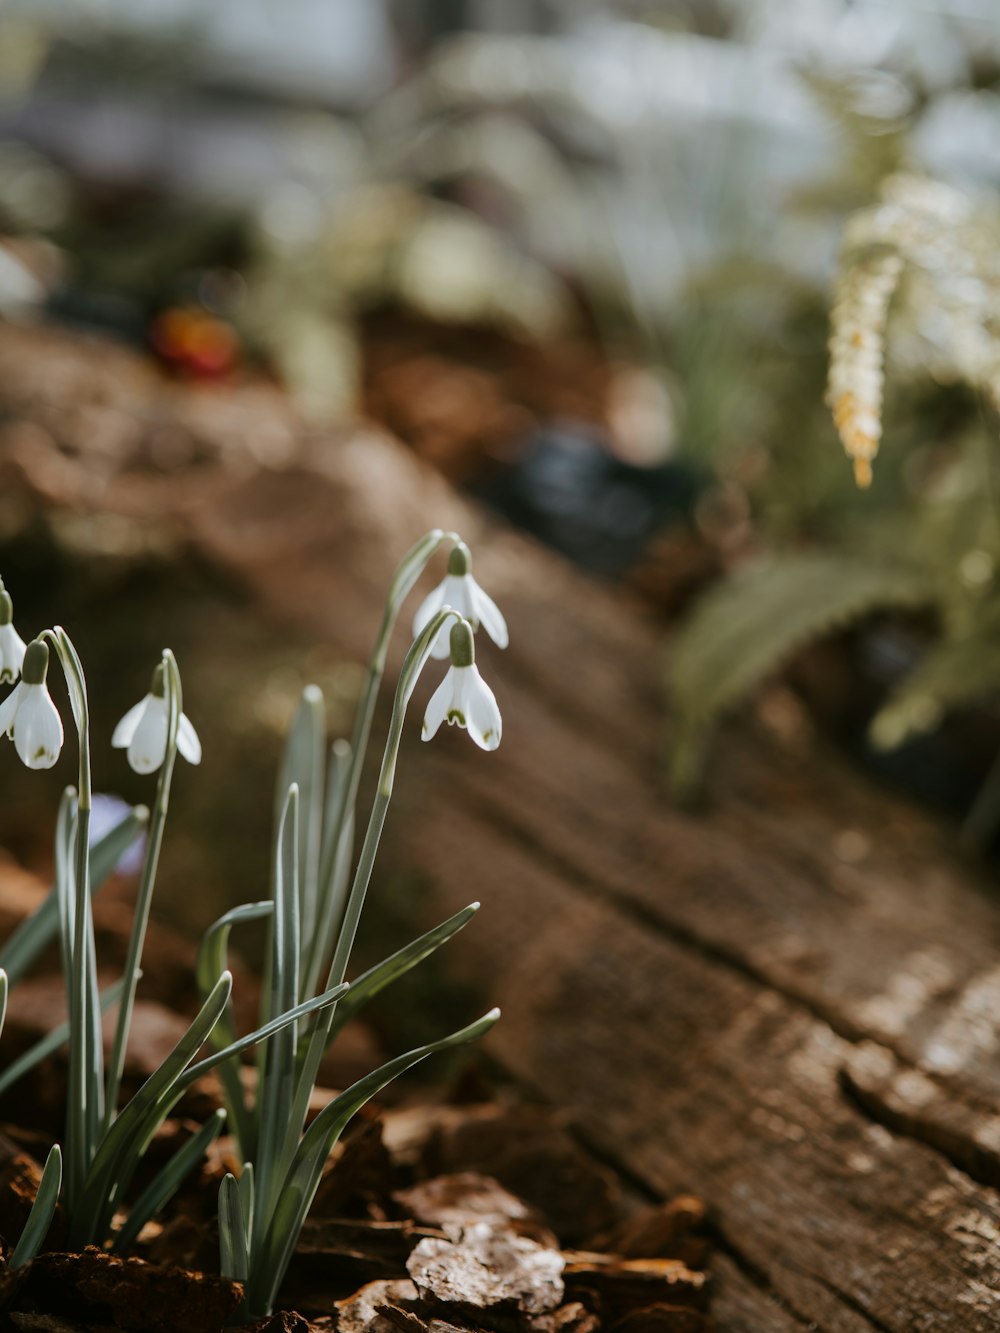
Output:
top-left (238, 1161), bottom-right (255, 1253)
top-left (112, 1109), bottom-right (226, 1254)
top-left (0, 978), bottom-right (125, 1098)
top-left (0, 969), bottom-right (7, 1040)
top-left (10, 1143), bottom-right (62, 1268)
top-left (251, 1008), bottom-right (499, 1316)
top-left (322, 902), bottom-right (479, 1050)
top-left (0, 805), bottom-right (148, 985)
top-left (47, 629), bottom-right (102, 1207)
top-left (182, 983), bottom-right (348, 1087)
top-left (274, 688), bottom-right (325, 963)
top-left (257, 785), bottom-right (301, 1229)
top-left (52, 788), bottom-right (84, 1208)
top-left (73, 971), bottom-right (234, 1245)
top-left (195, 901), bottom-right (273, 1158)
top-left (303, 740), bottom-right (352, 1000)
top-left (219, 1171), bottom-right (250, 1284)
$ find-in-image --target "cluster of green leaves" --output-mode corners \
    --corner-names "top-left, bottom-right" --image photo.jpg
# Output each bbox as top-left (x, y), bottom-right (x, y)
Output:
top-left (0, 641), bottom-right (345, 1263)
top-left (0, 531), bottom-right (499, 1314)
top-left (205, 532), bottom-right (498, 1318)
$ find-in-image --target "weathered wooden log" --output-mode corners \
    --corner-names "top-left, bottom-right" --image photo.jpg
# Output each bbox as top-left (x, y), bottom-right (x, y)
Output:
top-left (3, 322), bottom-right (1000, 1329)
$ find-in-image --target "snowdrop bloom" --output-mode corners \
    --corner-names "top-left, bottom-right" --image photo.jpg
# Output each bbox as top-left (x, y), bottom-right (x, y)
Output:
top-left (112, 662), bottom-right (202, 774)
top-left (0, 588), bottom-right (26, 684)
top-left (422, 619), bottom-right (502, 751)
top-left (0, 638), bottom-right (63, 769)
top-left (413, 543), bottom-right (508, 660)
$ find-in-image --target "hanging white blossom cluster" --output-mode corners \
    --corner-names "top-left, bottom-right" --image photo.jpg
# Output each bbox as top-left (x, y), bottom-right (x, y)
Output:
top-left (415, 541), bottom-right (506, 751)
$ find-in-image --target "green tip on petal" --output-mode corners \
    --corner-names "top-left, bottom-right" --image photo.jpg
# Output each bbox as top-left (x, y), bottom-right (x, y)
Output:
top-left (21, 639), bottom-right (48, 685)
top-left (447, 543), bottom-right (471, 577)
top-left (449, 620), bottom-right (475, 668)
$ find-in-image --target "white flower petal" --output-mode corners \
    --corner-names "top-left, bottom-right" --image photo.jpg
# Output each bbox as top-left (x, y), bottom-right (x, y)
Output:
top-left (470, 580), bottom-right (509, 650)
top-left (412, 582), bottom-right (447, 641)
top-left (177, 712), bottom-right (202, 765)
top-left (127, 695), bottom-right (168, 774)
top-left (0, 683), bottom-right (23, 737)
top-left (443, 575), bottom-right (475, 618)
top-left (13, 684), bottom-right (63, 769)
top-left (463, 667), bottom-right (502, 751)
top-left (422, 670), bottom-right (454, 741)
top-left (111, 696), bottom-right (149, 748)
top-left (0, 624), bottom-right (26, 684)
top-left (416, 575), bottom-right (481, 658)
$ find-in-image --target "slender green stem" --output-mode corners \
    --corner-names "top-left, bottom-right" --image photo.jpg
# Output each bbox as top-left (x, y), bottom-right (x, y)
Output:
top-left (274, 607), bottom-right (461, 1187)
top-left (307, 529), bottom-right (457, 990)
top-left (103, 651), bottom-right (182, 1129)
top-left (43, 627), bottom-right (95, 1211)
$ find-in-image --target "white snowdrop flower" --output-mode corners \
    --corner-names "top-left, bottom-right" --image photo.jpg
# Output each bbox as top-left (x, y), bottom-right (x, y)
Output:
top-left (413, 542), bottom-right (509, 660)
top-left (112, 662), bottom-right (202, 774)
top-left (0, 588), bottom-right (26, 684)
top-left (0, 638), bottom-right (63, 769)
top-left (422, 619), bottom-right (502, 751)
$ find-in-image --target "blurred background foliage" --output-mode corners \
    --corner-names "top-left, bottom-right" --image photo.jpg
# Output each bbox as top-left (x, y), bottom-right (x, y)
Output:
top-left (3, 0), bottom-right (1000, 856)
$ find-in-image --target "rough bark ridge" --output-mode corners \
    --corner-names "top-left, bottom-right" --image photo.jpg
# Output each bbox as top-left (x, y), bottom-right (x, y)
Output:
top-left (2, 324), bottom-right (1000, 1330)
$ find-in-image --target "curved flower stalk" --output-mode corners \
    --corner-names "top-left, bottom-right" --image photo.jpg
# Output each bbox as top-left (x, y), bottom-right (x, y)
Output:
top-left (104, 653), bottom-right (201, 1130)
top-left (412, 540), bottom-right (509, 659)
top-left (0, 581), bottom-right (26, 684)
top-left (0, 639), bottom-right (64, 769)
top-left (423, 618), bottom-right (502, 750)
top-left (206, 536), bottom-right (504, 1319)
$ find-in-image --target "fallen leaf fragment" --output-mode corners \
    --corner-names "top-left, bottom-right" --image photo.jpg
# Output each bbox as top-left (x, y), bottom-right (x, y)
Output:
top-left (408, 1222), bottom-right (564, 1316)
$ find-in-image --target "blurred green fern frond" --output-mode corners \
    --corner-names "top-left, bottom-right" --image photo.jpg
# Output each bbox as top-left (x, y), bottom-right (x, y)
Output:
top-left (870, 616), bottom-right (1000, 752)
top-left (667, 551), bottom-right (932, 797)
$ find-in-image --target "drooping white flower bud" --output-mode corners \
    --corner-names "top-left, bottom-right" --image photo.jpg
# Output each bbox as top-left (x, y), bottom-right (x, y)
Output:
top-left (413, 542), bottom-right (509, 660)
top-left (0, 587), bottom-right (27, 685)
top-left (422, 619), bottom-right (502, 751)
top-left (0, 638), bottom-right (64, 769)
top-left (112, 660), bottom-right (202, 774)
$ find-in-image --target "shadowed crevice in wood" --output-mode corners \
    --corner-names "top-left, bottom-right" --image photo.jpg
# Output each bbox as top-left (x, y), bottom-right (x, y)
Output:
top-left (811, 1270), bottom-right (900, 1333)
top-left (841, 1044), bottom-right (1000, 1193)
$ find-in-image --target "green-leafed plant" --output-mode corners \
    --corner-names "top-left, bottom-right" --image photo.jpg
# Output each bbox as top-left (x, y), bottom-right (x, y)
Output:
top-left (0, 530), bottom-right (506, 1316)
top-left (204, 531), bottom-right (507, 1318)
top-left (0, 591), bottom-right (349, 1254)
top-left (667, 173), bottom-right (1000, 815)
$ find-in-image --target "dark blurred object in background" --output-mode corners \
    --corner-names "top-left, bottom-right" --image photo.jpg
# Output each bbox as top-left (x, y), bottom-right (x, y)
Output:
top-left (473, 420), bottom-right (698, 577)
